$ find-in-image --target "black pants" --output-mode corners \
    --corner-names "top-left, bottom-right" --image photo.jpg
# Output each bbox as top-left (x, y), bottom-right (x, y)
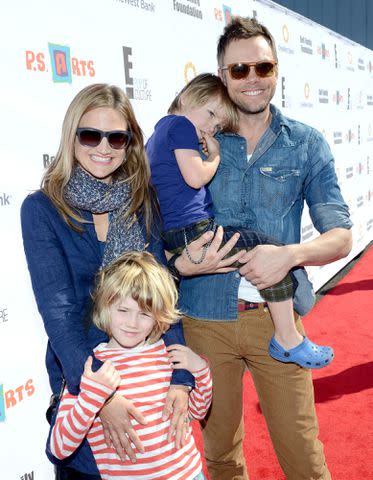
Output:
top-left (55, 466), bottom-right (101, 480)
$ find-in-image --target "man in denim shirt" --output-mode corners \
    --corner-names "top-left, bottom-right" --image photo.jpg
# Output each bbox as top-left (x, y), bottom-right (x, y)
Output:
top-left (174, 17), bottom-right (352, 480)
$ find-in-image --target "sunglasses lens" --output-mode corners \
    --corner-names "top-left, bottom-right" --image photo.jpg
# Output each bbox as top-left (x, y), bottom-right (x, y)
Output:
top-left (230, 63), bottom-right (250, 80)
top-left (108, 132), bottom-right (131, 149)
top-left (255, 62), bottom-right (275, 77)
top-left (78, 129), bottom-right (102, 147)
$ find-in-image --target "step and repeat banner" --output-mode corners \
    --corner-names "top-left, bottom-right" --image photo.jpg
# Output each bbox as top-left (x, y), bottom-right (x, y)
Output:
top-left (1, 0), bottom-right (372, 477)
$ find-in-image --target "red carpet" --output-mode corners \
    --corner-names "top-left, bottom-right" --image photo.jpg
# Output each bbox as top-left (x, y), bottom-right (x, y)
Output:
top-left (192, 245), bottom-right (373, 479)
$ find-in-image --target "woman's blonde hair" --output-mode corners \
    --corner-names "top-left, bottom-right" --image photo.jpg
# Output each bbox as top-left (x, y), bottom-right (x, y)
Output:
top-left (92, 251), bottom-right (180, 344)
top-left (168, 73), bottom-right (238, 132)
top-left (42, 83), bottom-right (154, 235)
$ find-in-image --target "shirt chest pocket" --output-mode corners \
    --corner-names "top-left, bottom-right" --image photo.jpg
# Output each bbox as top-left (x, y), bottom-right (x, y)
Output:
top-left (257, 167), bottom-right (301, 216)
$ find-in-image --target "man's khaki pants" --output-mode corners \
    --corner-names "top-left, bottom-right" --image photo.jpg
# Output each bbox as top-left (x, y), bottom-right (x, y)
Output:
top-left (183, 306), bottom-right (331, 480)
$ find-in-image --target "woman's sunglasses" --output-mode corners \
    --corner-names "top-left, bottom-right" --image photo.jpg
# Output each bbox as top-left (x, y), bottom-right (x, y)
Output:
top-left (220, 61), bottom-right (277, 80)
top-left (76, 128), bottom-right (132, 150)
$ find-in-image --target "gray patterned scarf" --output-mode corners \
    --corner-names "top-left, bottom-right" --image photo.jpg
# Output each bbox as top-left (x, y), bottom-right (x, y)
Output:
top-left (64, 166), bottom-right (145, 267)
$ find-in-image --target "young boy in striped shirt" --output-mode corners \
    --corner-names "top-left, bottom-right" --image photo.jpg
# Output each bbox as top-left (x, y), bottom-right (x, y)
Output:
top-left (50, 251), bottom-right (211, 480)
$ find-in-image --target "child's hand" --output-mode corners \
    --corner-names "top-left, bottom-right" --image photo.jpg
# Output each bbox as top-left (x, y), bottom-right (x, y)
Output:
top-left (84, 356), bottom-right (121, 390)
top-left (166, 344), bottom-right (207, 373)
top-left (201, 132), bottom-right (220, 158)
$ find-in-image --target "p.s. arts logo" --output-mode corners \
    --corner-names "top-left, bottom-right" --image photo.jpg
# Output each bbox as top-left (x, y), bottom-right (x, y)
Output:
top-left (123, 46), bottom-right (152, 101)
top-left (25, 43), bottom-right (95, 83)
top-left (214, 4), bottom-right (257, 24)
top-left (0, 379), bottom-right (35, 422)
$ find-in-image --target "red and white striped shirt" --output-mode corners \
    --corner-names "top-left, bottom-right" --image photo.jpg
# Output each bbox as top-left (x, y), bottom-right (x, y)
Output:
top-left (50, 340), bottom-right (212, 479)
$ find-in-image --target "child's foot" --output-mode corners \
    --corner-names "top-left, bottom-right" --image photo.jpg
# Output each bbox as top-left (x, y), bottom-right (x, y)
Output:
top-left (268, 336), bottom-right (334, 369)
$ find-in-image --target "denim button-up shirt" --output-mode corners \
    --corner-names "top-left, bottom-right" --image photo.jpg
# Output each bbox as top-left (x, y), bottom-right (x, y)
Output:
top-left (179, 104), bottom-right (352, 320)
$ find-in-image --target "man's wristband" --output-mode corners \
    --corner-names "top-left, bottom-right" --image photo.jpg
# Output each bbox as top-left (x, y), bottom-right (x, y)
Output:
top-left (167, 254), bottom-right (181, 281)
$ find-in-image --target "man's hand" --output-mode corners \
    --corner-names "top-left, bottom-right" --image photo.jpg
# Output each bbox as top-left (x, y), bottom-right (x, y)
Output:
top-left (162, 385), bottom-right (190, 448)
top-left (175, 226), bottom-right (245, 276)
top-left (99, 395), bottom-right (147, 463)
top-left (238, 244), bottom-right (295, 289)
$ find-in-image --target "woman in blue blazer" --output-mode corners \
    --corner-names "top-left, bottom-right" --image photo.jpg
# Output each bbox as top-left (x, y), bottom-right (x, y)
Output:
top-left (21, 84), bottom-right (195, 479)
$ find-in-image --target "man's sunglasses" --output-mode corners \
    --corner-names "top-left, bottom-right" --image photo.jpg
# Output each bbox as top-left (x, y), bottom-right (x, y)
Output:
top-left (76, 128), bottom-right (132, 150)
top-left (220, 61), bottom-right (277, 80)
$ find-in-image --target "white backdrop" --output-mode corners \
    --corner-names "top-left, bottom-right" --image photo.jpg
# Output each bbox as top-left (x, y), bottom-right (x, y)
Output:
top-left (1, 0), bottom-right (372, 478)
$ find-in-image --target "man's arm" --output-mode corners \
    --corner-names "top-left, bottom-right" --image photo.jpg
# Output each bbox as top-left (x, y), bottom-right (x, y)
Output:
top-left (238, 227), bottom-right (352, 290)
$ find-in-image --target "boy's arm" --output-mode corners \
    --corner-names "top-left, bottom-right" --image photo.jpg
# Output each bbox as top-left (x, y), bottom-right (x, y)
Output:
top-left (175, 133), bottom-right (220, 189)
top-left (188, 365), bottom-right (213, 420)
top-left (50, 377), bottom-right (114, 459)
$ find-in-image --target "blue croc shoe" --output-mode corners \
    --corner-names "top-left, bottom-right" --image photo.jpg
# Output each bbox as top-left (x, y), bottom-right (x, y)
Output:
top-left (269, 336), bottom-right (334, 369)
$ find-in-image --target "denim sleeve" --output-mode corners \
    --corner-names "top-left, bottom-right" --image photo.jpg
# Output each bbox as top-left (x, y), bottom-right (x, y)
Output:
top-left (20, 196), bottom-right (102, 395)
top-left (304, 130), bottom-right (352, 233)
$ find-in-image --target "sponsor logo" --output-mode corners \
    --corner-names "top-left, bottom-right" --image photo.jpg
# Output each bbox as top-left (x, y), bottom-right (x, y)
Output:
top-left (20, 473), bottom-right (34, 480)
top-left (123, 46), bottom-right (152, 101)
top-left (345, 129), bottom-right (354, 143)
top-left (43, 153), bottom-right (55, 168)
top-left (357, 90), bottom-right (364, 110)
top-left (0, 306), bottom-right (8, 323)
top-left (300, 82), bottom-right (312, 108)
top-left (345, 166), bottom-right (353, 179)
top-left (358, 58), bottom-right (365, 71)
top-left (356, 161), bottom-right (364, 175)
top-left (184, 62), bottom-right (197, 83)
top-left (334, 131), bottom-right (343, 144)
top-left (300, 36), bottom-right (313, 55)
top-left (368, 60), bottom-right (373, 73)
top-left (358, 125), bottom-right (361, 144)
top-left (318, 89), bottom-right (329, 104)
top-left (368, 124), bottom-right (373, 142)
top-left (334, 44), bottom-right (340, 68)
top-left (278, 24), bottom-right (294, 55)
top-left (346, 51), bottom-right (354, 72)
top-left (347, 88), bottom-right (351, 110)
top-left (367, 95), bottom-right (373, 106)
top-left (317, 43), bottom-right (329, 60)
top-left (367, 155), bottom-right (371, 174)
top-left (116, 0), bottom-right (155, 12)
top-left (332, 90), bottom-right (343, 105)
top-left (0, 193), bottom-right (11, 206)
top-left (281, 76), bottom-right (291, 108)
top-left (25, 44), bottom-right (95, 83)
top-left (356, 195), bottom-right (364, 208)
top-left (367, 218), bottom-right (373, 231)
top-left (173, 0), bottom-right (203, 19)
top-left (0, 385), bottom-right (5, 422)
top-left (301, 224), bottom-right (314, 241)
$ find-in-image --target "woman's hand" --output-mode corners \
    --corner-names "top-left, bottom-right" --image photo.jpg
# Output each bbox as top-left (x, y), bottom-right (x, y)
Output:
top-left (167, 344), bottom-right (207, 373)
top-left (83, 356), bottom-right (120, 390)
top-left (162, 385), bottom-right (190, 448)
top-left (175, 226), bottom-right (245, 276)
top-left (99, 395), bottom-right (147, 463)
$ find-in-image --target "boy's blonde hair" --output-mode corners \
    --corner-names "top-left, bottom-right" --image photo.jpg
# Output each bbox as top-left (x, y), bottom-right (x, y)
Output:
top-left (168, 73), bottom-right (238, 132)
top-left (92, 251), bottom-right (180, 344)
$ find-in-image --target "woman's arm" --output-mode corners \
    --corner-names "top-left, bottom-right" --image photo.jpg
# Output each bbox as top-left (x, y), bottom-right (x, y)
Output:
top-left (21, 194), bottom-right (103, 394)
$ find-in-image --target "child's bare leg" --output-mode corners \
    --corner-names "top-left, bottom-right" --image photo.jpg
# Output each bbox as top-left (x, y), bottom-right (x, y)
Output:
top-left (267, 299), bottom-right (303, 350)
